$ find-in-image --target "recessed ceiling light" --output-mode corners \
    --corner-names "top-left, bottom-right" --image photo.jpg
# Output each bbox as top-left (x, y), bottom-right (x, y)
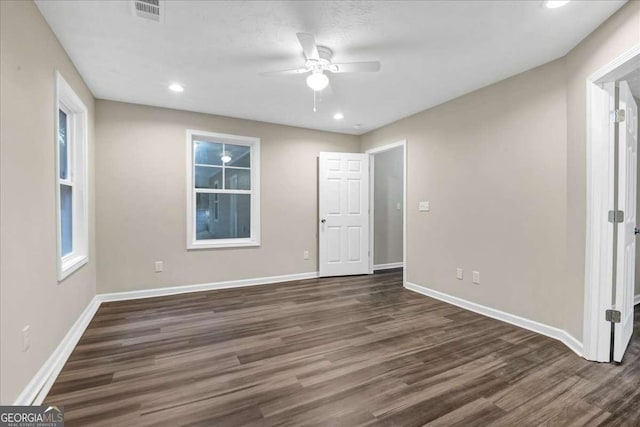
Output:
top-left (333, 112), bottom-right (344, 120)
top-left (168, 83), bottom-right (184, 93)
top-left (544, 0), bottom-right (570, 8)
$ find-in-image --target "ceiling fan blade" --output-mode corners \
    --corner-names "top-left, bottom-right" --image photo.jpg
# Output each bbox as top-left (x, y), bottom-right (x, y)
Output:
top-left (296, 32), bottom-right (319, 60)
top-left (259, 68), bottom-right (309, 77)
top-left (329, 61), bottom-right (381, 73)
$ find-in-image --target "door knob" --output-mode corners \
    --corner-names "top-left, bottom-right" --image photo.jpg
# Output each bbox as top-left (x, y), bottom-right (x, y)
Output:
top-left (321, 219), bottom-right (326, 223)
top-left (635, 227), bottom-right (640, 235)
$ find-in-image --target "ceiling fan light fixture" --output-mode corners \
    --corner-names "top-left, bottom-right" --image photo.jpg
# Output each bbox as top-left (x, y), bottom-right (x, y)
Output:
top-left (221, 152), bottom-right (232, 163)
top-left (306, 72), bottom-right (329, 91)
top-left (333, 112), bottom-right (344, 120)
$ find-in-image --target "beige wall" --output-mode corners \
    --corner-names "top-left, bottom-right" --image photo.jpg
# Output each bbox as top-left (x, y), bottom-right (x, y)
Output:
top-left (95, 101), bottom-right (359, 293)
top-left (361, 59), bottom-right (569, 331)
top-left (361, 1), bottom-right (640, 341)
top-left (564, 1), bottom-right (640, 339)
top-left (373, 148), bottom-right (404, 266)
top-left (0, 1), bottom-right (96, 404)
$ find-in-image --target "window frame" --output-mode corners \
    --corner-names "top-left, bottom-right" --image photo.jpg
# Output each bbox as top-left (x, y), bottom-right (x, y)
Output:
top-left (186, 129), bottom-right (261, 249)
top-left (55, 72), bottom-right (88, 281)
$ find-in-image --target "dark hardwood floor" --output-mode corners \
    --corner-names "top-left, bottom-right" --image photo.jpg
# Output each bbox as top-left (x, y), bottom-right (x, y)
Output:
top-left (45, 271), bottom-right (640, 426)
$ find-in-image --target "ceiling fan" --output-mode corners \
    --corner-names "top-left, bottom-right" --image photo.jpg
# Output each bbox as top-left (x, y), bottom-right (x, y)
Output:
top-left (260, 33), bottom-right (381, 92)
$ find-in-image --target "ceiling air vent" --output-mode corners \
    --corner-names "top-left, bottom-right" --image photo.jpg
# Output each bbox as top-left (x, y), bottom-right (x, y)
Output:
top-left (132, 0), bottom-right (163, 22)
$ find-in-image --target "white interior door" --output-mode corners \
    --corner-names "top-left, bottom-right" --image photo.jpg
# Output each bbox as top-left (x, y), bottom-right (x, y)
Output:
top-left (319, 152), bottom-right (369, 277)
top-left (614, 80), bottom-right (638, 362)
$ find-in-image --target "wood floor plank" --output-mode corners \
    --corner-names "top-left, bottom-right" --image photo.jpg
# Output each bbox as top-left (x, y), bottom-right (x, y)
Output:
top-left (45, 271), bottom-right (640, 426)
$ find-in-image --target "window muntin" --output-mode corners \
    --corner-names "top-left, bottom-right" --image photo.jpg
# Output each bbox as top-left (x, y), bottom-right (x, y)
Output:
top-left (187, 131), bottom-right (260, 249)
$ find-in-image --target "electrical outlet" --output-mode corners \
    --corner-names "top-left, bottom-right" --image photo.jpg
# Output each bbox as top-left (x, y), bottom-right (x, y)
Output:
top-left (456, 268), bottom-right (463, 280)
top-left (154, 261), bottom-right (163, 272)
top-left (22, 325), bottom-right (30, 352)
top-left (472, 271), bottom-right (480, 284)
top-left (419, 201), bottom-right (430, 212)
top-left (303, 250), bottom-right (310, 260)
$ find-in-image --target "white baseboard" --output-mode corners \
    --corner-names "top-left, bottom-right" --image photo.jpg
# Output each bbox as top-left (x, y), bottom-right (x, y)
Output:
top-left (373, 262), bottom-right (404, 271)
top-left (14, 271), bottom-right (319, 405)
top-left (404, 282), bottom-right (583, 358)
top-left (14, 296), bottom-right (101, 406)
top-left (635, 294), bottom-right (640, 305)
top-left (98, 272), bottom-right (319, 302)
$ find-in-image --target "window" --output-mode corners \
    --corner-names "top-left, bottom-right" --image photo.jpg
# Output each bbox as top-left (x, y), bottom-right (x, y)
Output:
top-left (187, 130), bottom-right (260, 249)
top-left (56, 73), bottom-right (88, 280)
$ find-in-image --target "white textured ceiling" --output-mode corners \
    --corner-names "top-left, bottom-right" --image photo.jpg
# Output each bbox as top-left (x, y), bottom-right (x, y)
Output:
top-left (36, 0), bottom-right (626, 135)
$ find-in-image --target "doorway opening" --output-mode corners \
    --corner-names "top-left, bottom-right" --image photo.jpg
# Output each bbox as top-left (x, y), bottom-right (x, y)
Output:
top-left (366, 141), bottom-right (407, 284)
top-left (584, 45), bottom-right (640, 363)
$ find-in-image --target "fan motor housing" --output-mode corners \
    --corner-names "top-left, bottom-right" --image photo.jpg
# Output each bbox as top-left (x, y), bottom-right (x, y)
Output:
top-left (305, 46), bottom-right (333, 69)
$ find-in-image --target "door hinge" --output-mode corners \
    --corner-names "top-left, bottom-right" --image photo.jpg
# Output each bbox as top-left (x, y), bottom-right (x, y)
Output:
top-left (608, 210), bottom-right (624, 223)
top-left (605, 309), bottom-right (621, 323)
top-left (611, 109), bottom-right (626, 123)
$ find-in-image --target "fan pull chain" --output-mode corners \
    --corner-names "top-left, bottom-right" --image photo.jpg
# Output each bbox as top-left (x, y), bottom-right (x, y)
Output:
top-left (313, 90), bottom-right (317, 112)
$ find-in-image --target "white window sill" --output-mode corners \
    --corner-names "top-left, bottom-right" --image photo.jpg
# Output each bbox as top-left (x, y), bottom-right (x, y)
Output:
top-left (58, 254), bottom-right (88, 282)
top-left (187, 239), bottom-right (260, 250)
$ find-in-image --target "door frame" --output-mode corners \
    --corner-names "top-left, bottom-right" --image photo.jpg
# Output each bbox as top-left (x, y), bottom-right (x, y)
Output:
top-left (584, 45), bottom-right (640, 362)
top-left (365, 140), bottom-right (407, 287)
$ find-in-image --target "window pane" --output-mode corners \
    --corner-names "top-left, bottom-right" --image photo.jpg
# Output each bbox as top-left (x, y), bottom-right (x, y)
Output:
top-left (225, 168), bottom-right (250, 190)
top-left (60, 184), bottom-right (73, 256)
top-left (225, 143), bottom-right (250, 168)
top-left (196, 193), bottom-right (250, 240)
top-left (195, 166), bottom-right (222, 189)
top-left (59, 109), bottom-right (68, 180)
top-left (194, 141), bottom-right (223, 166)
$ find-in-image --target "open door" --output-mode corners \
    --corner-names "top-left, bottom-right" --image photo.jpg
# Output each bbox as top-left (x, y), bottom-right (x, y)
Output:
top-left (614, 80), bottom-right (638, 362)
top-left (318, 152), bottom-right (369, 277)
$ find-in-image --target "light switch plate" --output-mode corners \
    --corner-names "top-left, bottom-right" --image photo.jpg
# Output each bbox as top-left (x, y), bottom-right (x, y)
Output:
top-left (456, 268), bottom-right (463, 280)
top-left (419, 201), bottom-right (430, 212)
top-left (155, 261), bottom-right (163, 272)
top-left (303, 250), bottom-right (310, 260)
top-left (472, 271), bottom-right (480, 284)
